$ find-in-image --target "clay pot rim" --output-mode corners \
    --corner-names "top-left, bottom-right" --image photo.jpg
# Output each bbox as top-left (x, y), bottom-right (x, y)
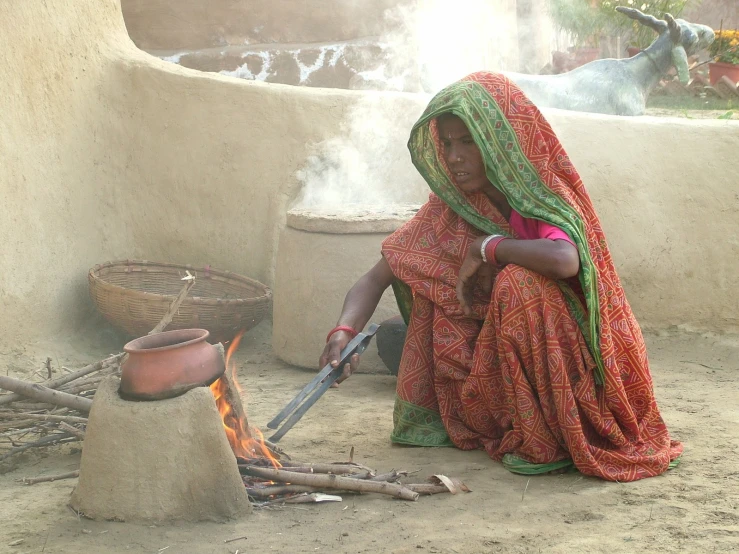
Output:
top-left (123, 328), bottom-right (211, 354)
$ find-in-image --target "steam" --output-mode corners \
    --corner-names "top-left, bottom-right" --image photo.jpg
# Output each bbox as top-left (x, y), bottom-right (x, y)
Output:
top-left (393, 0), bottom-right (521, 94)
top-left (294, 0), bottom-right (539, 209)
top-left (292, 94), bottom-right (428, 209)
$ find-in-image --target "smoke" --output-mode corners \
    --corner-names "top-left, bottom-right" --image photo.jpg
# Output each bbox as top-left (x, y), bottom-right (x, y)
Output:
top-left (294, 0), bottom-right (542, 209)
top-left (392, 0), bottom-right (521, 94)
top-left (292, 93), bottom-right (429, 209)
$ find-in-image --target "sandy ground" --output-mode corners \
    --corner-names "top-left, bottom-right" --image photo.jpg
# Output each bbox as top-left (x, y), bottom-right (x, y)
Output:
top-left (1, 321), bottom-right (738, 553)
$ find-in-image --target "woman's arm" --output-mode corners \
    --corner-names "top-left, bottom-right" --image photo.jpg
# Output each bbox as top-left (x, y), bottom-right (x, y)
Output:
top-left (319, 257), bottom-right (395, 384)
top-left (332, 257), bottom-right (396, 333)
top-left (494, 238), bottom-right (579, 280)
top-left (456, 236), bottom-right (579, 316)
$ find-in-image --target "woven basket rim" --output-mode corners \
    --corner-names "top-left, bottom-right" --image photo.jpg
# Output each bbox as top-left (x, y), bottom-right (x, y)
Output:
top-left (89, 260), bottom-right (272, 306)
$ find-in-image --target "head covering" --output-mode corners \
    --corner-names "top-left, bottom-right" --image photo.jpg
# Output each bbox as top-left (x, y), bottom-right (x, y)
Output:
top-left (405, 71), bottom-right (641, 386)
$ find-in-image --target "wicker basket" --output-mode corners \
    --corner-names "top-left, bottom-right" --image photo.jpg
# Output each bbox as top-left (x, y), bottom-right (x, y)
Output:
top-left (89, 260), bottom-right (272, 343)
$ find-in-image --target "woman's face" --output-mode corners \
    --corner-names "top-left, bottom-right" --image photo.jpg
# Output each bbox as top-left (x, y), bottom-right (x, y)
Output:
top-left (438, 114), bottom-right (490, 194)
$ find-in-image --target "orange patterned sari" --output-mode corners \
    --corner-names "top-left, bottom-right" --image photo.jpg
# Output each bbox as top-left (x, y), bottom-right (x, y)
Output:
top-left (381, 72), bottom-right (682, 481)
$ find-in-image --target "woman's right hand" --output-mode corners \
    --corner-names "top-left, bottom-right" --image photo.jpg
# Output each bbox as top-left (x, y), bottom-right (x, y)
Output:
top-left (317, 257), bottom-right (394, 386)
top-left (319, 331), bottom-right (361, 387)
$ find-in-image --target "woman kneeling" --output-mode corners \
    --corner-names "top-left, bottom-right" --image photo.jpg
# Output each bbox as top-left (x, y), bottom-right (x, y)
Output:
top-left (318, 71), bottom-right (682, 482)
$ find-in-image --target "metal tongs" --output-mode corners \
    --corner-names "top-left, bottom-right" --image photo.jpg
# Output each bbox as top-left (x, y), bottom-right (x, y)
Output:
top-left (267, 323), bottom-right (380, 443)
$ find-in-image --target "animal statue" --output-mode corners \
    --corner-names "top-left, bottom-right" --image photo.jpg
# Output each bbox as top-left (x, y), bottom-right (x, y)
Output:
top-left (503, 8), bottom-right (715, 116)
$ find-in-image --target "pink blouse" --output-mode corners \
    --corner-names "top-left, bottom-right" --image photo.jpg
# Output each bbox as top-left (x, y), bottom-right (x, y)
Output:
top-left (509, 211), bottom-right (575, 246)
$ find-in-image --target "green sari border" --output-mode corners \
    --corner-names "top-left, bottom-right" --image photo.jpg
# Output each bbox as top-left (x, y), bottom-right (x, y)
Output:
top-left (391, 397), bottom-right (454, 447)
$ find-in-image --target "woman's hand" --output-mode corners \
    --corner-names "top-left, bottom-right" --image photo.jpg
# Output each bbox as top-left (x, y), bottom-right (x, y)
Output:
top-left (317, 257), bottom-right (395, 386)
top-left (456, 236), bottom-right (487, 317)
top-left (318, 331), bottom-right (361, 387)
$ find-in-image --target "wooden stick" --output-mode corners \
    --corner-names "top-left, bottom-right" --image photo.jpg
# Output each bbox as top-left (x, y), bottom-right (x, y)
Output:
top-left (241, 466), bottom-right (419, 501)
top-left (9, 413), bottom-right (87, 424)
top-left (266, 464), bottom-right (371, 477)
top-left (245, 485), bottom-right (320, 498)
top-left (403, 483), bottom-right (451, 495)
top-left (6, 422), bottom-right (50, 437)
top-left (224, 535), bottom-right (248, 544)
top-left (58, 422), bottom-right (85, 439)
top-left (0, 377), bottom-right (93, 413)
top-left (0, 419), bottom-right (59, 432)
top-left (148, 276), bottom-right (196, 335)
top-left (57, 371), bottom-right (115, 391)
top-left (367, 471), bottom-right (406, 483)
top-left (0, 421), bottom-right (41, 433)
top-left (279, 461), bottom-right (374, 475)
top-left (0, 354), bottom-right (123, 407)
top-left (0, 434), bottom-right (77, 461)
top-left (239, 463), bottom-right (371, 478)
top-left (58, 377), bottom-right (111, 395)
top-left (21, 470), bottom-right (79, 485)
top-left (0, 402), bottom-right (56, 411)
top-left (263, 439), bottom-right (290, 461)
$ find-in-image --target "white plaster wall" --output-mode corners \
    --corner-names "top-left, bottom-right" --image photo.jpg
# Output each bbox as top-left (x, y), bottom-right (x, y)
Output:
top-left (0, 0), bottom-right (737, 369)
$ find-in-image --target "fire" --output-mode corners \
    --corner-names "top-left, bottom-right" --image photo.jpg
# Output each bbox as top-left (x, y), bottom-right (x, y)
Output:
top-left (210, 331), bottom-right (280, 468)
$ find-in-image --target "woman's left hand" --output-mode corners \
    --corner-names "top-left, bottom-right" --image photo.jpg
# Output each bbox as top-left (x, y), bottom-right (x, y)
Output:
top-left (456, 236), bottom-right (486, 316)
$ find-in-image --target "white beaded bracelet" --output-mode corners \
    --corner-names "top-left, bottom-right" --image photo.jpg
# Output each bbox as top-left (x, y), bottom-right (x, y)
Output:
top-left (480, 235), bottom-right (503, 263)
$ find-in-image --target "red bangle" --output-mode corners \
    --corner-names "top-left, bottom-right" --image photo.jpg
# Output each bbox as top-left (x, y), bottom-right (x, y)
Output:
top-left (326, 326), bottom-right (358, 343)
top-left (484, 236), bottom-right (508, 265)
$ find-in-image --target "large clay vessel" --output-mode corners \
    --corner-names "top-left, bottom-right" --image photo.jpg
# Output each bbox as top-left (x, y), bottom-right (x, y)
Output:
top-left (120, 329), bottom-right (224, 400)
top-left (272, 205), bottom-right (419, 369)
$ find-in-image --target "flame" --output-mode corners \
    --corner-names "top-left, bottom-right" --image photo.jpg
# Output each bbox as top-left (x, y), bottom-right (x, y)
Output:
top-left (210, 331), bottom-right (280, 468)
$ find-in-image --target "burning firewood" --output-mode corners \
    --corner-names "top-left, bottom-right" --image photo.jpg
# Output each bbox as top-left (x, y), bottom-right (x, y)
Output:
top-left (19, 470), bottom-right (80, 485)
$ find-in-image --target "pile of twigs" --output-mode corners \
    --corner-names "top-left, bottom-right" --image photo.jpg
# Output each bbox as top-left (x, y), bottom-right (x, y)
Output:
top-left (0, 354), bottom-right (122, 462)
top-left (239, 455), bottom-right (470, 505)
top-left (0, 276), bottom-right (197, 465)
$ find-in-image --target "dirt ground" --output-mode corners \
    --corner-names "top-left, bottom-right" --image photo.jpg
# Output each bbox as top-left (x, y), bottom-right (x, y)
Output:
top-left (1, 321), bottom-right (738, 554)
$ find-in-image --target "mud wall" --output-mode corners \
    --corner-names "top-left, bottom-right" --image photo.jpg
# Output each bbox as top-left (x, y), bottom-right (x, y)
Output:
top-left (120, 0), bottom-right (551, 90)
top-left (0, 0), bottom-right (136, 348)
top-left (0, 0), bottom-right (424, 351)
top-left (686, 0), bottom-right (738, 30)
top-left (121, 0), bottom-right (409, 51)
top-left (0, 0), bottom-right (738, 362)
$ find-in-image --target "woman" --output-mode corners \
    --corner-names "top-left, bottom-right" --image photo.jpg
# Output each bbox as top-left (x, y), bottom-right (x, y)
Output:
top-left (319, 71), bottom-right (682, 481)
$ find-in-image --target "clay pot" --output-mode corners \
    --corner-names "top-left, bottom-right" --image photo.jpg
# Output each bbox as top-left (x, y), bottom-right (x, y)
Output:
top-left (119, 329), bottom-right (225, 401)
top-left (709, 62), bottom-right (739, 86)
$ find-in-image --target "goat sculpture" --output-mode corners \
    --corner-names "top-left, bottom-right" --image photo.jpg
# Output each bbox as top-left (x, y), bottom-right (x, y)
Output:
top-left (503, 8), bottom-right (715, 116)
